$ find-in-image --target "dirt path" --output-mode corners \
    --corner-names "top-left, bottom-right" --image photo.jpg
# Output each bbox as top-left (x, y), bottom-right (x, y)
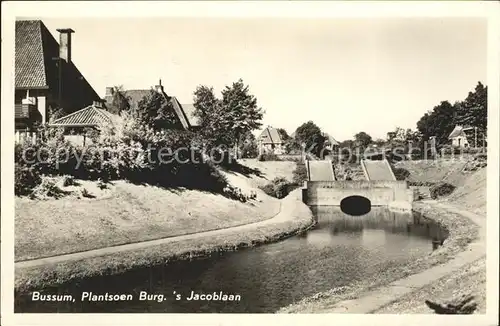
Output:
top-left (312, 200), bottom-right (486, 314)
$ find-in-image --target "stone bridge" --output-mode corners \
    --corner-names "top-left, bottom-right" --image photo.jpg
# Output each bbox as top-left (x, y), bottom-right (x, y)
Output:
top-left (302, 159), bottom-right (415, 208)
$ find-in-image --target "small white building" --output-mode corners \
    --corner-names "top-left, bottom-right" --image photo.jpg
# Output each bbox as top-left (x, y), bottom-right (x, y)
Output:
top-left (448, 125), bottom-right (470, 148)
top-left (257, 126), bottom-right (285, 155)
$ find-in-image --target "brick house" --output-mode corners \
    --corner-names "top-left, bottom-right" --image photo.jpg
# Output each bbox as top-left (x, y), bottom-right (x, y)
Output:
top-left (103, 81), bottom-right (201, 131)
top-left (15, 20), bottom-right (101, 132)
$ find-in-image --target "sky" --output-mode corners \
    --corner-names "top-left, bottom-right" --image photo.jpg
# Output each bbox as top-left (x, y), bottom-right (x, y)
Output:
top-left (36, 17), bottom-right (486, 141)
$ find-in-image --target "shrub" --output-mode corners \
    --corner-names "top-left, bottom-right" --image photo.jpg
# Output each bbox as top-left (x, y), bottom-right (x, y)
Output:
top-left (14, 114), bottom-right (233, 196)
top-left (257, 153), bottom-right (281, 162)
top-left (15, 164), bottom-right (42, 196)
top-left (259, 177), bottom-right (298, 199)
top-left (96, 179), bottom-right (108, 190)
top-left (222, 185), bottom-right (252, 203)
top-left (30, 177), bottom-right (68, 200)
top-left (59, 175), bottom-right (76, 187)
top-left (80, 188), bottom-right (94, 198)
top-left (392, 167), bottom-right (410, 181)
top-left (430, 182), bottom-right (456, 199)
top-left (292, 163), bottom-right (308, 185)
top-left (240, 141), bottom-right (259, 159)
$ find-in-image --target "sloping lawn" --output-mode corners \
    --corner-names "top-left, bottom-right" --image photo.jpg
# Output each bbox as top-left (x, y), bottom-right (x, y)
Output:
top-left (395, 160), bottom-right (468, 184)
top-left (15, 180), bottom-right (280, 261)
top-left (234, 159), bottom-right (297, 187)
top-left (446, 168), bottom-right (486, 216)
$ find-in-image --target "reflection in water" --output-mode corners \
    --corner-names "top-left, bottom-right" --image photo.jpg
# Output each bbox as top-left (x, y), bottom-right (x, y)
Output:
top-left (312, 206), bottom-right (448, 249)
top-left (16, 207), bottom-right (447, 313)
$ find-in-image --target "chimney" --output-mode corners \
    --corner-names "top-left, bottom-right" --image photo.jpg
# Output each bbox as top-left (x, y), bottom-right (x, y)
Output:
top-left (56, 28), bottom-right (75, 62)
top-left (155, 79), bottom-right (164, 93)
top-left (92, 100), bottom-right (103, 108)
top-left (105, 87), bottom-right (115, 97)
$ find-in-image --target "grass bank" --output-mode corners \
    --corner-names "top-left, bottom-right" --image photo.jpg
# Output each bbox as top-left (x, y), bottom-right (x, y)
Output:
top-left (278, 201), bottom-right (480, 313)
top-left (15, 189), bottom-right (314, 294)
top-left (396, 159), bottom-right (486, 215)
top-left (15, 178), bottom-right (281, 261)
top-left (374, 256), bottom-right (486, 314)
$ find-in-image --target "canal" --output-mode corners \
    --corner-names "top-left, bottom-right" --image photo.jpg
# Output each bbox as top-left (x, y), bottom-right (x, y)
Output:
top-left (15, 206), bottom-right (448, 313)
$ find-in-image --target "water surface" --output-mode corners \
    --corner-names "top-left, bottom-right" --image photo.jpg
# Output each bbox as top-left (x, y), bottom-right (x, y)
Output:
top-left (15, 206), bottom-right (447, 313)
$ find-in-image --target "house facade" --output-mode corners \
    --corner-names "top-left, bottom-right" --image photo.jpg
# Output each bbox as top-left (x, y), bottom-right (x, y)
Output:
top-left (15, 20), bottom-right (101, 131)
top-left (257, 126), bottom-right (285, 155)
top-left (103, 81), bottom-right (201, 131)
top-left (448, 125), bottom-right (470, 148)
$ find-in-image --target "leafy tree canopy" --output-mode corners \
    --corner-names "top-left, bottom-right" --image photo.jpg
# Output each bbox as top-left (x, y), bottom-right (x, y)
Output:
top-left (294, 121), bottom-right (327, 157)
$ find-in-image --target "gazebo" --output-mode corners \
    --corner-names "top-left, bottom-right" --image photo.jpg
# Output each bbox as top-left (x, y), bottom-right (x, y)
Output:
top-left (49, 101), bottom-right (119, 145)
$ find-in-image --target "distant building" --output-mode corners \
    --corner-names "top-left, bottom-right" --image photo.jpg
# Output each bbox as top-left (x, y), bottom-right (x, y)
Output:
top-left (103, 81), bottom-right (201, 131)
top-left (15, 20), bottom-right (101, 131)
top-left (322, 132), bottom-right (339, 151)
top-left (448, 125), bottom-right (470, 148)
top-left (48, 100), bottom-right (119, 145)
top-left (257, 126), bottom-right (285, 155)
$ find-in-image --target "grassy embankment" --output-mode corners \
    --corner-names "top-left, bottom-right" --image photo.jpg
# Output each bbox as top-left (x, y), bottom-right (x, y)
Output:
top-left (396, 159), bottom-right (487, 215)
top-left (15, 159), bottom-right (314, 293)
top-left (279, 159), bottom-right (486, 314)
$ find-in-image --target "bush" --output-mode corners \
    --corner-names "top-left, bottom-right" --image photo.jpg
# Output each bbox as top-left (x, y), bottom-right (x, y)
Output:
top-left (15, 164), bottom-right (42, 196)
top-left (292, 163), bottom-right (308, 184)
top-left (80, 188), bottom-right (94, 198)
top-left (257, 153), bottom-right (281, 161)
top-left (430, 182), bottom-right (456, 199)
top-left (30, 177), bottom-right (68, 200)
top-left (222, 185), bottom-right (253, 203)
top-left (96, 179), bottom-right (108, 190)
top-left (59, 175), bottom-right (76, 187)
top-left (14, 114), bottom-right (231, 196)
top-left (240, 141), bottom-right (259, 159)
top-left (259, 177), bottom-right (298, 199)
top-left (392, 167), bottom-right (410, 181)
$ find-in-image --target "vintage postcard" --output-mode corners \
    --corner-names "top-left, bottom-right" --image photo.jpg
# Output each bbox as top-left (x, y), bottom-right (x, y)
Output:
top-left (1, 1), bottom-right (499, 326)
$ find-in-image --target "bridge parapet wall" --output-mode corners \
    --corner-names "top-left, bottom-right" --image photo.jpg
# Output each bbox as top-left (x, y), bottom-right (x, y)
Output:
top-left (303, 180), bottom-right (413, 206)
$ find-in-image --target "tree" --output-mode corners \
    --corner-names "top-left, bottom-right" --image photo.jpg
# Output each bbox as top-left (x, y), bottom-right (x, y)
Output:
top-left (134, 89), bottom-right (181, 130)
top-left (221, 79), bottom-right (265, 156)
top-left (294, 121), bottom-right (327, 158)
top-left (109, 85), bottom-right (131, 114)
top-left (277, 128), bottom-right (290, 142)
top-left (338, 139), bottom-right (355, 148)
top-left (193, 85), bottom-right (234, 152)
top-left (416, 100), bottom-right (455, 147)
top-left (454, 82), bottom-right (487, 140)
top-left (354, 131), bottom-right (373, 148)
top-left (239, 131), bottom-right (259, 158)
top-left (415, 82), bottom-right (487, 149)
top-left (193, 79), bottom-right (264, 157)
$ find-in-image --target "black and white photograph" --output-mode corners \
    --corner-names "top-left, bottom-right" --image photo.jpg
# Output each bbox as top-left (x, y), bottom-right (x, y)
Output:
top-left (1, 1), bottom-right (499, 325)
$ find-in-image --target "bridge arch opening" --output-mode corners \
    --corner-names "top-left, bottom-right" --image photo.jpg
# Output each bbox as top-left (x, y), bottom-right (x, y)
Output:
top-left (340, 196), bottom-right (371, 216)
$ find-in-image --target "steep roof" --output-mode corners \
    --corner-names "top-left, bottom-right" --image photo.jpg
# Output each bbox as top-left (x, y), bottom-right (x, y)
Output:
top-left (180, 103), bottom-right (201, 127)
top-left (323, 132), bottom-right (339, 146)
top-left (258, 126), bottom-right (283, 144)
top-left (15, 20), bottom-right (59, 89)
top-left (50, 105), bottom-right (118, 127)
top-left (122, 89), bottom-right (151, 108)
top-left (104, 87), bottom-right (200, 130)
top-left (448, 125), bottom-right (466, 139)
